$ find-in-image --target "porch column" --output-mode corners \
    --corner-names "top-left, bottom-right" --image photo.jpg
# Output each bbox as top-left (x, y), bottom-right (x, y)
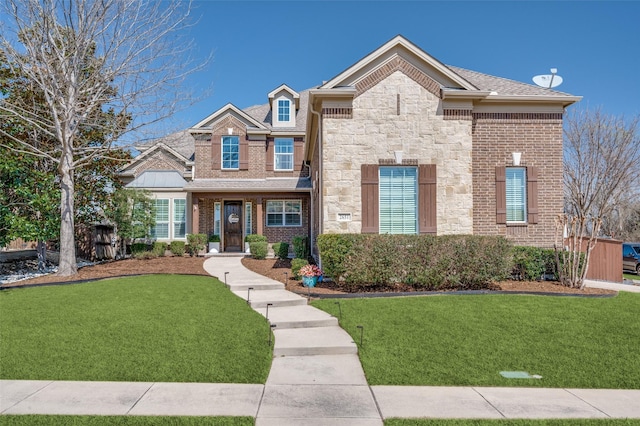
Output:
top-left (256, 197), bottom-right (263, 235)
top-left (192, 197), bottom-right (199, 234)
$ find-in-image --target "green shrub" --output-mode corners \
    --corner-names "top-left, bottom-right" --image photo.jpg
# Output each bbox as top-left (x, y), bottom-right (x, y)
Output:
top-left (292, 235), bottom-right (309, 259)
top-left (317, 234), bottom-right (512, 291)
top-left (152, 242), bottom-right (167, 257)
top-left (130, 242), bottom-right (148, 255)
top-left (187, 233), bottom-right (208, 256)
top-left (273, 242), bottom-right (290, 260)
top-left (245, 234), bottom-right (267, 243)
top-left (169, 241), bottom-right (186, 256)
top-left (291, 258), bottom-right (309, 279)
top-left (208, 234), bottom-right (220, 242)
top-left (133, 251), bottom-right (157, 260)
top-left (250, 241), bottom-right (268, 259)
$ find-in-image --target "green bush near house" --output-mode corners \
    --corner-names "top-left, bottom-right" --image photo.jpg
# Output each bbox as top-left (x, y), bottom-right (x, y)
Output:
top-left (169, 241), bottom-right (186, 256)
top-left (152, 242), bottom-right (167, 257)
top-left (291, 258), bottom-right (309, 279)
top-left (317, 234), bottom-right (512, 291)
top-left (292, 235), bottom-right (309, 259)
top-left (250, 241), bottom-right (268, 259)
top-left (130, 242), bottom-right (148, 255)
top-left (187, 233), bottom-right (208, 256)
top-left (208, 234), bottom-right (220, 242)
top-left (273, 242), bottom-right (289, 260)
top-left (245, 234), bottom-right (267, 243)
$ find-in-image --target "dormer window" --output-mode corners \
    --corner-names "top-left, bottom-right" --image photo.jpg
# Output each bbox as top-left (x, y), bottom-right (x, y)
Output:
top-left (278, 99), bottom-right (291, 122)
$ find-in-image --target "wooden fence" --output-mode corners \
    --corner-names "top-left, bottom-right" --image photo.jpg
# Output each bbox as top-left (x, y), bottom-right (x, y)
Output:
top-left (571, 237), bottom-right (623, 283)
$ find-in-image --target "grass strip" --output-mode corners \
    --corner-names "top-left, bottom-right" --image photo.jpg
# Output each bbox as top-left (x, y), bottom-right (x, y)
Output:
top-left (0, 275), bottom-right (272, 383)
top-left (312, 292), bottom-right (640, 388)
top-left (0, 415), bottom-right (253, 425)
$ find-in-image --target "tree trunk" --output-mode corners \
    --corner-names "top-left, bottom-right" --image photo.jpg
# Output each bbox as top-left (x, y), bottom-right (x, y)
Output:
top-left (57, 150), bottom-right (77, 276)
top-left (36, 240), bottom-right (47, 272)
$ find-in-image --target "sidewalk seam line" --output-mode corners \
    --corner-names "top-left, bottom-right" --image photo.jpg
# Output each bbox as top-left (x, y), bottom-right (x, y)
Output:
top-left (368, 385), bottom-right (385, 422)
top-left (125, 382), bottom-right (155, 415)
top-left (564, 388), bottom-right (612, 418)
top-left (471, 386), bottom-right (507, 419)
top-left (0, 380), bottom-right (54, 414)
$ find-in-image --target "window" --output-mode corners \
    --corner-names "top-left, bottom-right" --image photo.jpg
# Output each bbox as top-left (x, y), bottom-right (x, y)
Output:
top-left (245, 202), bottom-right (252, 236)
top-left (266, 200), bottom-right (302, 227)
top-left (151, 199), bottom-right (169, 239)
top-left (222, 136), bottom-right (239, 169)
top-left (274, 138), bottom-right (294, 170)
top-left (506, 168), bottom-right (526, 223)
top-left (214, 202), bottom-right (221, 236)
top-left (173, 199), bottom-right (186, 238)
top-left (378, 167), bottom-right (418, 234)
top-left (278, 99), bottom-right (290, 122)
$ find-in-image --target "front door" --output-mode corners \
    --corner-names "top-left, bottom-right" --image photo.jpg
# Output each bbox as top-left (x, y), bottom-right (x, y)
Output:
top-left (224, 201), bottom-right (243, 252)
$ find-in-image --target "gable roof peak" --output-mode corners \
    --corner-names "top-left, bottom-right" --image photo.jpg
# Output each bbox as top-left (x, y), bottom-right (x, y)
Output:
top-left (190, 102), bottom-right (268, 131)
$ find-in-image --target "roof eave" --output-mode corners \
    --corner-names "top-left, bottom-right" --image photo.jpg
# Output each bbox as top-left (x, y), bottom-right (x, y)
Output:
top-left (479, 95), bottom-right (583, 107)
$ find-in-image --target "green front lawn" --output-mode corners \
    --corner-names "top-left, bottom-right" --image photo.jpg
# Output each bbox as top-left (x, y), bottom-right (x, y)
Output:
top-left (623, 272), bottom-right (639, 281)
top-left (312, 292), bottom-right (640, 388)
top-left (0, 275), bottom-right (272, 383)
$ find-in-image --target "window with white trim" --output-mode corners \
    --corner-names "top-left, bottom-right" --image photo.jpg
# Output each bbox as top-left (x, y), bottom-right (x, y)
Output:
top-left (506, 167), bottom-right (526, 223)
top-left (274, 138), bottom-right (294, 170)
top-left (266, 200), bottom-right (302, 227)
top-left (379, 167), bottom-right (418, 234)
top-left (214, 202), bottom-right (221, 236)
top-left (222, 136), bottom-right (239, 169)
top-left (151, 199), bottom-right (169, 239)
top-left (278, 99), bottom-right (290, 122)
top-left (173, 199), bottom-right (186, 238)
top-left (245, 202), bottom-right (252, 236)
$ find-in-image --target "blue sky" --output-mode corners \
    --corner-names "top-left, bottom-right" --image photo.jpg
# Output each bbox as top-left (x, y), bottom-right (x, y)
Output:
top-left (161, 0), bottom-right (639, 132)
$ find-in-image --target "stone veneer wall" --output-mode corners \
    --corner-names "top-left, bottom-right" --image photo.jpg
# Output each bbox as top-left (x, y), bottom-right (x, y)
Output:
top-left (321, 71), bottom-right (474, 235)
top-left (472, 112), bottom-right (564, 248)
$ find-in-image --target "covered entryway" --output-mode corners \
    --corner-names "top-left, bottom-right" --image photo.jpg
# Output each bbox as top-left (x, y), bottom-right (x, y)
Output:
top-left (224, 201), bottom-right (243, 252)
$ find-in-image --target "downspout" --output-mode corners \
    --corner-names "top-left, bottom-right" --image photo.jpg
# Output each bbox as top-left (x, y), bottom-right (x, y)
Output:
top-left (302, 161), bottom-right (314, 260)
top-left (309, 102), bottom-right (322, 262)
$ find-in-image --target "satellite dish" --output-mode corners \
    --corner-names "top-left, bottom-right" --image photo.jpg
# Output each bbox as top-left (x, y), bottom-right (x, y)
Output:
top-left (533, 68), bottom-right (563, 88)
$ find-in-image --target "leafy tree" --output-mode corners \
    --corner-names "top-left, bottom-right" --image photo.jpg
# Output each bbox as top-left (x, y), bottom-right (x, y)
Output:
top-left (106, 189), bottom-right (156, 259)
top-left (0, 0), bottom-right (203, 276)
top-left (556, 109), bottom-right (640, 288)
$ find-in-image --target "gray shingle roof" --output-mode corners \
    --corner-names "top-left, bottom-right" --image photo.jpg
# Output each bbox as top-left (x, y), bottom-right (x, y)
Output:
top-left (136, 130), bottom-right (196, 160)
top-left (243, 90), bottom-right (309, 133)
top-left (184, 178), bottom-right (311, 192)
top-left (447, 65), bottom-right (574, 97)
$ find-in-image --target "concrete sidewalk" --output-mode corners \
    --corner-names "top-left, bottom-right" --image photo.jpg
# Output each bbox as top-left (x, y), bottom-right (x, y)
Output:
top-left (2, 256), bottom-right (639, 423)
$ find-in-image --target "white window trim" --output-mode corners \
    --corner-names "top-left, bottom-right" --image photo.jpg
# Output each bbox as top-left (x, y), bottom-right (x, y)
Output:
top-left (378, 166), bottom-right (418, 235)
top-left (221, 135), bottom-right (239, 170)
top-left (152, 199), bottom-right (170, 239)
top-left (266, 199), bottom-right (302, 227)
top-left (173, 199), bottom-right (186, 239)
top-left (245, 202), bottom-right (252, 237)
top-left (277, 99), bottom-right (290, 122)
top-left (506, 167), bottom-right (527, 224)
top-left (274, 138), bottom-right (294, 171)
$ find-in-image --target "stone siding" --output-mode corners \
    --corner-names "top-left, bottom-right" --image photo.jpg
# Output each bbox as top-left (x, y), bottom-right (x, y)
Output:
top-left (322, 71), bottom-right (474, 235)
top-left (472, 113), bottom-right (563, 248)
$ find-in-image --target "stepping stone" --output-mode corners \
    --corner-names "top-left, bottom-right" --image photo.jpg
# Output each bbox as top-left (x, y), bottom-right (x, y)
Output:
top-left (267, 354), bottom-right (368, 385)
top-left (255, 305), bottom-right (338, 329)
top-left (273, 326), bottom-right (357, 356)
top-left (228, 282), bottom-right (284, 292)
top-left (232, 289), bottom-right (307, 308)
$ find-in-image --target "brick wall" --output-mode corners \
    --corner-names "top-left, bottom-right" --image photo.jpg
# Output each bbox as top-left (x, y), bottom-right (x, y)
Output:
top-left (131, 151), bottom-right (187, 177)
top-left (472, 112), bottom-right (564, 248)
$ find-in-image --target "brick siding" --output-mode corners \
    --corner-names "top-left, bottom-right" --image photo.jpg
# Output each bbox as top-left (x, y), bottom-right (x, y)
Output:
top-left (472, 112), bottom-right (564, 248)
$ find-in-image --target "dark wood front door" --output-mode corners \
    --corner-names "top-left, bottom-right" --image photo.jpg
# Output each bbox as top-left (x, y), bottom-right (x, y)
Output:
top-left (224, 202), bottom-right (243, 252)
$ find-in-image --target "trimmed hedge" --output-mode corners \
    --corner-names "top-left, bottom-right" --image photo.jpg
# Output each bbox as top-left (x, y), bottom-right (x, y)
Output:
top-left (187, 233), bottom-right (208, 256)
top-left (245, 234), bottom-right (267, 243)
top-left (316, 234), bottom-right (512, 291)
top-left (250, 242), bottom-right (268, 259)
top-left (273, 242), bottom-right (289, 260)
top-left (152, 242), bottom-right (167, 257)
top-left (292, 235), bottom-right (309, 259)
top-left (130, 243), bottom-right (148, 255)
top-left (169, 241), bottom-right (186, 256)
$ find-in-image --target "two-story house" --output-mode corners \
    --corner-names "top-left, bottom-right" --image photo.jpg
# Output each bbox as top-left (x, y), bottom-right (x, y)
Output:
top-left (119, 35), bottom-right (580, 254)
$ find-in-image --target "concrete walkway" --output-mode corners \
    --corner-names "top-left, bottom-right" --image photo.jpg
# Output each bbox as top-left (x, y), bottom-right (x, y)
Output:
top-left (2, 256), bottom-right (640, 423)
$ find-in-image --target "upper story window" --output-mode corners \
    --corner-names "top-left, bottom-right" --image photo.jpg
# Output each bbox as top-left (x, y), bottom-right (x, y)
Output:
top-left (222, 136), bottom-right (239, 170)
top-left (278, 99), bottom-right (290, 122)
top-left (506, 167), bottom-right (526, 223)
top-left (274, 138), bottom-right (294, 171)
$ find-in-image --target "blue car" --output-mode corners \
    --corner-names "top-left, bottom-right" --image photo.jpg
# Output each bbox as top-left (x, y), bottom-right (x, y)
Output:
top-left (623, 243), bottom-right (640, 275)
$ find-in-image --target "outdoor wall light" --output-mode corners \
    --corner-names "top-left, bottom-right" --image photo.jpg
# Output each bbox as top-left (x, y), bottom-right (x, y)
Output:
top-left (512, 152), bottom-right (522, 166)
